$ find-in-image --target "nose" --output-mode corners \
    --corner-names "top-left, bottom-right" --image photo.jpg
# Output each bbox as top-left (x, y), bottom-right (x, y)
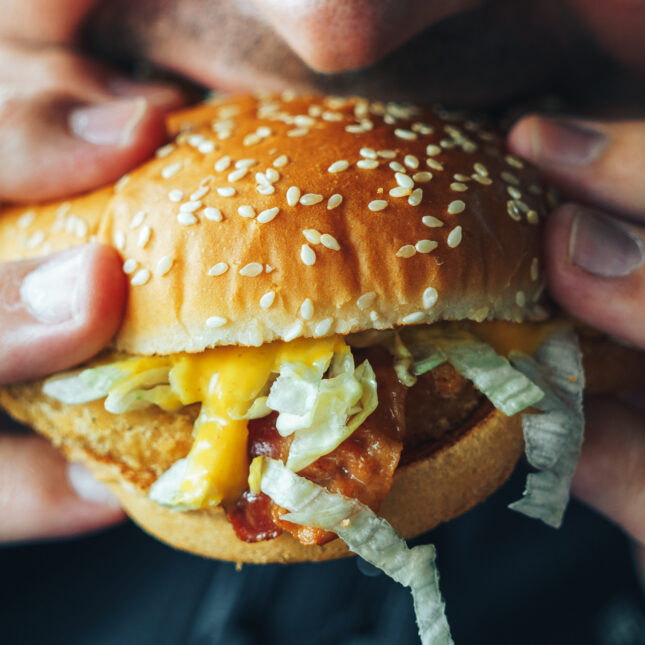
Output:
top-left (248, 0), bottom-right (481, 73)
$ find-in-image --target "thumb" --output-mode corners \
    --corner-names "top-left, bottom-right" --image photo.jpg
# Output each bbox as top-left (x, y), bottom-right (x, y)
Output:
top-left (0, 434), bottom-right (124, 543)
top-left (0, 243), bottom-right (126, 384)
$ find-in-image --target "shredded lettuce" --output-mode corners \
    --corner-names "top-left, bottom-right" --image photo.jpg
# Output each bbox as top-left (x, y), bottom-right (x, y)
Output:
top-left (149, 458), bottom-right (188, 506)
top-left (266, 351), bottom-right (378, 472)
top-left (104, 367), bottom-right (183, 413)
top-left (508, 328), bottom-right (585, 528)
top-left (394, 327), bottom-right (544, 416)
top-left (43, 365), bottom-right (129, 404)
top-left (257, 457), bottom-right (454, 645)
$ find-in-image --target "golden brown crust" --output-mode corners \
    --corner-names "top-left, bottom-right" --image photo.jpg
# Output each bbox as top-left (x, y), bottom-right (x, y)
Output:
top-left (0, 94), bottom-right (548, 354)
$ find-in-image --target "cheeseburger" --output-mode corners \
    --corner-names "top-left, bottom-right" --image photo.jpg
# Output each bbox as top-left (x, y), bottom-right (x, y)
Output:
top-left (0, 93), bottom-right (639, 644)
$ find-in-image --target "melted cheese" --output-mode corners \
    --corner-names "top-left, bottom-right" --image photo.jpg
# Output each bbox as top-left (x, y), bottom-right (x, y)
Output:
top-left (468, 320), bottom-right (556, 356)
top-left (166, 335), bottom-right (345, 507)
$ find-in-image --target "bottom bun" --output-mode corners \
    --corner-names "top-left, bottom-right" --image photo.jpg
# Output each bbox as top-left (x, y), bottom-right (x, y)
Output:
top-left (65, 403), bottom-right (521, 563)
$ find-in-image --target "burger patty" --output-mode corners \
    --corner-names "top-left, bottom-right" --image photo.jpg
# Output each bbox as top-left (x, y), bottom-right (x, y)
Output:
top-left (227, 348), bottom-right (483, 545)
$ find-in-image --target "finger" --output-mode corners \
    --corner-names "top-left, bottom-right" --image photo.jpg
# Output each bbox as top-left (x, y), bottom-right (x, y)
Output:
top-left (507, 116), bottom-right (645, 219)
top-left (543, 203), bottom-right (645, 347)
top-left (0, 434), bottom-right (124, 543)
top-left (0, 243), bottom-right (126, 384)
top-left (572, 396), bottom-right (645, 546)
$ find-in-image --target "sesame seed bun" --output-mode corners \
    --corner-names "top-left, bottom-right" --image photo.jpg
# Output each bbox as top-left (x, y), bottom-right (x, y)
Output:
top-left (0, 94), bottom-right (549, 354)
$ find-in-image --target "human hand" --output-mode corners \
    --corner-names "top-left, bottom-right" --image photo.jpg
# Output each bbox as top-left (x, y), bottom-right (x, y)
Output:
top-left (0, 14), bottom-right (184, 542)
top-left (508, 115), bottom-right (645, 572)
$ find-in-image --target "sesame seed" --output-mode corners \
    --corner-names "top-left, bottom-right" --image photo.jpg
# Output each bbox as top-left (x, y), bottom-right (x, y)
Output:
top-left (300, 193), bottom-right (323, 206)
top-left (507, 200), bottom-right (522, 221)
top-left (453, 174), bottom-right (471, 182)
top-left (131, 268), bottom-right (150, 286)
top-left (447, 200), bottom-right (466, 215)
top-left (115, 174), bottom-right (131, 191)
top-left (155, 256), bottom-right (173, 276)
top-left (217, 187), bottom-right (236, 197)
top-left (469, 306), bottom-right (489, 322)
top-left (300, 298), bottom-right (314, 320)
top-left (113, 231), bottom-right (126, 250)
top-left (294, 115), bottom-right (315, 127)
top-left (287, 186), bottom-right (301, 206)
top-left (395, 173), bottom-right (414, 189)
top-left (301, 244), bottom-right (316, 265)
top-left (394, 128), bottom-right (417, 141)
top-left (255, 171), bottom-right (270, 186)
top-left (402, 312), bottom-right (425, 324)
top-left (162, 162), bottom-right (182, 179)
top-left (256, 126), bottom-right (272, 138)
top-left (204, 207), bottom-right (223, 222)
top-left (287, 128), bottom-right (309, 138)
top-left (180, 201), bottom-right (202, 213)
top-left (244, 133), bottom-right (261, 146)
top-left (265, 168), bottom-right (280, 183)
top-left (328, 160), bottom-right (349, 173)
top-left (412, 122), bottom-right (433, 135)
top-left (357, 292), bottom-right (376, 310)
top-left (284, 320), bottom-right (304, 342)
top-left (237, 205), bottom-right (256, 219)
top-left (228, 168), bottom-right (248, 182)
top-left (423, 287), bottom-right (438, 309)
top-left (208, 262), bottom-right (229, 277)
top-left (198, 140), bottom-right (215, 154)
top-left (257, 207), bottom-right (279, 224)
top-left (156, 143), bottom-right (175, 158)
top-left (531, 257), bottom-right (539, 281)
top-left (314, 318), bottom-right (334, 337)
top-left (501, 171), bottom-right (520, 185)
top-left (472, 174), bottom-right (493, 185)
top-left (327, 194), bottom-right (343, 210)
top-left (187, 134), bottom-right (204, 147)
top-left (474, 162), bottom-right (489, 176)
top-left (396, 245), bottom-right (416, 258)
top-left (422, 215), bottom-right (444, 228)
top-left (177, 212), bottom-right (198, 226)
top-left (190, 186), bottom-right (210, 201)
top-left (320, 234), bottom-right (340, 250)
top-left (265, 264), bottom-right (275, 273)
top-left (368, 200), bottom-right (388, 212)
top-left (168, 189), bottom-right (184, 203)
top-left (426, 158), bottom-right (444, 171)
top-left (357, 159), bottom-right (379, 169)
top-left (360, 148), bottom-right (377, 159)
top-left (416, 239), bottom-right (438, 254)
top-left (505, 155), bottom-right (525, 169)
top-left (260, 291), bottom-right (276, 309)
top-left (206, 316), bottom-right (227, 329)
top-left (137, 225), bottom-right (151, 249)
top-left (17, 210), bottom-right (36, 228)
top-left (123, 259), bottom-right (137, 274)
top-left (408, 188), bottom-right (423, 207)
top-left (389, 161), bottom-right (406, 173)
top-left (426, 144), bottom-right (441, 156)
top-left (239, 262), bottom-right (263, 277)
top-left (130, 210), bottom-right (146, 229)
top-left (322, 111), bottom-right (343, 122)
top-left (404, 155), bottom-right (419, 169)
top-left (450, 182), bottom-right (468, 192)
top-left (515, 291), bottom-right (526, 307)
top-left (413, 171), bottom-right (432, 183)
top-left (257, 184), bottom-right (275, 195)
top-left (345, 124), bottom-right (366, 134)
top-left (303, 229), bottom-right (321, 244)
top-left (389, 187), bottom-right (411, 198)
top-left (447, 226), bottom-right (463, 248)
top-left (507, 186), bottom-right (522, 200)
top-left (25, 231), bottom-right (45, 248)
top-left (214, 156), bottom-right (231, 172)
top-left (527, 210), bottom-right (540, 225)
top-left (273, 155), bottom-right (289, 168)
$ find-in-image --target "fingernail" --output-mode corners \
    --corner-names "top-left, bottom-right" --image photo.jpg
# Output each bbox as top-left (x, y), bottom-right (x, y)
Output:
top-left (69, 97), bottom-right (147, 146)
top-left (523, 118), bottom-right (608, 166)
top-left (67, 463), bottom-right (121, 508)
top-left (569, 208), bottom-right (644, 278)
top-left (20, 247), bottom-right (85, 324)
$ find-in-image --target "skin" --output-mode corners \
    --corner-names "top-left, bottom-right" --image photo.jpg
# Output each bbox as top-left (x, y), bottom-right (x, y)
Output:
top-left (0, 1), bottom-right (644, 565)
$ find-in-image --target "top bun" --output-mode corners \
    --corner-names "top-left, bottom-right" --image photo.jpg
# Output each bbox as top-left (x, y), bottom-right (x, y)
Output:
top-left (0, 93), bottom-right (548, 355)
